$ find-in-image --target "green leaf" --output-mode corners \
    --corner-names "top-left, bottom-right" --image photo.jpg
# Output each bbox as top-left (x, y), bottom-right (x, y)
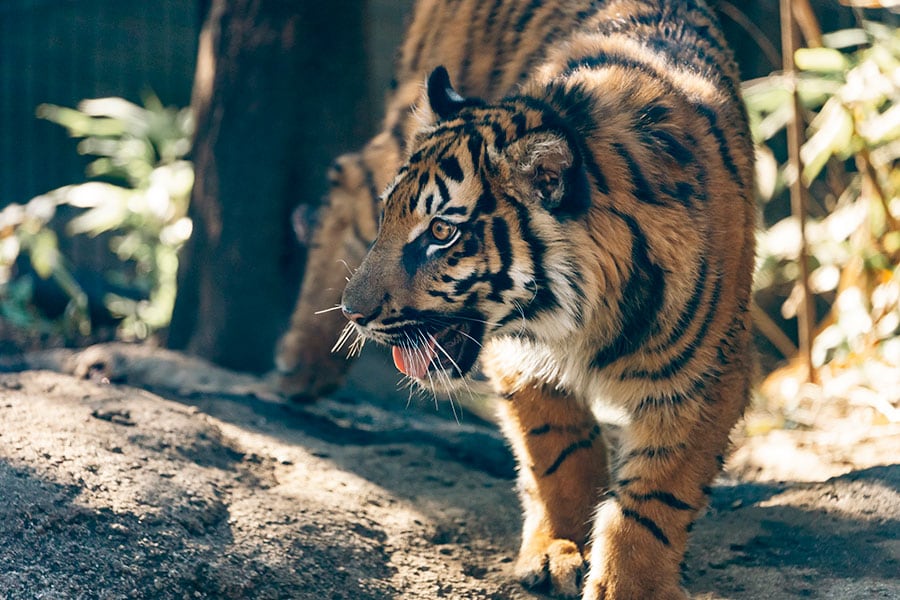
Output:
top-left (797, 77), bottom-right (842, 109)
top-left (800, 99), bottom-right (854, 184)
top-left (36, 104), bottom-right (126, 138)
top-left (27, 229), bottom-right (60, 279)
top-left (822, 28), bottom-right (870, 50)
top-left (742, 76), bottom-right (791, 114)
top-left (795, 47), bottom-right (850, 74)
top-left (859, 103), bottom-right (900, 145)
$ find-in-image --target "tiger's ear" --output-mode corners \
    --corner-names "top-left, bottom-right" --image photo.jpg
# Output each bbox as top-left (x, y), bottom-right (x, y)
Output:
top-left (427, 66), bottom-right (483, 121)
top-left (506, 131), bottom-right (590, 216)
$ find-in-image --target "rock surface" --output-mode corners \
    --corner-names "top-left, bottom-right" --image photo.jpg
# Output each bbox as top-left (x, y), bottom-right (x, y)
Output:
top-left (0, 343), bottom-right (897, 599)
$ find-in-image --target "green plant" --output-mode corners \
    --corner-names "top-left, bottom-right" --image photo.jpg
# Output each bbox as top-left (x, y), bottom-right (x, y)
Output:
top-left (0, 94), bottom-right (194, 341)
top-left (745, 18), bottom-right (900, 426)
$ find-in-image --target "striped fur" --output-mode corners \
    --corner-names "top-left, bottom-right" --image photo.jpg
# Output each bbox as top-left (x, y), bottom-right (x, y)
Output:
top-left (276, 0), bottom-right (592, 399)
top-left (308, 1), bottom-right (755, 598)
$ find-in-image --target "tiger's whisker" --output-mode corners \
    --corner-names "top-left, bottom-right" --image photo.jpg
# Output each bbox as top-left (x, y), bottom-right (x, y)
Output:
top-left (314, 305), bottom-right (344, 315)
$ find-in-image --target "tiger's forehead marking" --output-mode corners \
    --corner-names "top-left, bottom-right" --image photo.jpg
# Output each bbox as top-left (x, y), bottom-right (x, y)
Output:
top-left (379, 137), bottom-right (477, 243)
top-left (403, 168), bottom-right (469, 243)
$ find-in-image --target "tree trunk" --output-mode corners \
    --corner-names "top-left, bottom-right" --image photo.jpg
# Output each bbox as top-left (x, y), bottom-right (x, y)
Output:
top-left (168, 0), bottom-right (371, 373)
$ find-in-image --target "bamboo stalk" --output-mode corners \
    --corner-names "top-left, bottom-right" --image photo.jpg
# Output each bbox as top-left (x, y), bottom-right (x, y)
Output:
top-left (793, 0), bottom-right (823, 47)
top-left (781, 0), bottom-right (816, 384)
top-left (751, 303), bottom-right (799, 359)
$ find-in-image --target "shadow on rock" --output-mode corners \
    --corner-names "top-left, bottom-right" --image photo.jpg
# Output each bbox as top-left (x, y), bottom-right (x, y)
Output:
top-left (687, 465), bottom-right (900, 599)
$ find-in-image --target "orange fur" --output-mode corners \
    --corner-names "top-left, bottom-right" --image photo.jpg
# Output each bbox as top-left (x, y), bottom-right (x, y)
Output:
top-left (289, 2), bottom-right (754, 598)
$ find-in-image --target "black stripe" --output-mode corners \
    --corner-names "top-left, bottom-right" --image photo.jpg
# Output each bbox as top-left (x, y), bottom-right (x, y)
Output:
top-left (511, 112), bottom-right (528, 138)
top-left (392, 109), bottom-right (411, 155)
top-left (513, 7), bottom-right (568, 88)
top-left (717, 312), bottom-right (748, 366)
top-left (624, 444), bottom-right (686, 462)
top-left (476, 186), bottom-right (496, 215)
top-left (543, 425), bottom-right (601, 476)
top-left (407, 1), bottom-right (440, 74)
top-left (563, 52), bottom-right (746, 191)
top-left (591, 209), bottom-right (666, 369)
top-left (413, 171), bottom-right (430, 214)
top-left (613, 142), bottom-right (667, 206)
top-left (447, 221), bottom-right (486, 295)
top-left (624, 490), bottom-right (695, 511)
top-left (635, 391), bottom-right (687, 413)
top-left (652, 258), bottom-right (709, 351)
top-left (401, 237), bottom-right (422, 277)
top-left (621, 508), bottom-right (670, 546)
top-left (443, 205), bottom-right (467, 216)
top-left (468, 134), bottom-right (482, 172)
top-left (670, 181), bottom-right (696, 207)
top-left (643, 33), bottom-right (723, 77)
top-left (494, 306), bottom-right (524, 329)
top-left (506, 196), bottom-right (558, 317)
top-left (489, 121), bottom-right (507, 148)
top-left (591, 5), bottom-right (731, 73)
top-left (483, 0), bottom-right (508, 42)
top-left (645, 127), bottom-right (694, 169)
top-left (530, 424), bottom-right (552, 435)
top-left (487, 217), bottom-right (514, 300)
top-left (427, 289), bottom-right (456, 302)
top-left (641, 102), bottom-right (672, 125)
top-left (452, 269), bottom-right (483, 296)
top-left (362, 159), bottom-right (380, 202)
top-left (531, 423), bottom-right (601, 436)
top-left (434, 175), bottom-right (451, 213)
top-left (487, 0), bottom-right (543, 96)
top-left (513, 0), bottom-right (543, 35)
top-left (457, 0), bottom-right (498, 91)
top-left (695, 103), bottom-right (743, 188)
top-left (484, 0), bottom-right (531, 97)
top-left (626, 269), bottom-right (722, 380)
top-left (439, 155), bottom-right (464, 183)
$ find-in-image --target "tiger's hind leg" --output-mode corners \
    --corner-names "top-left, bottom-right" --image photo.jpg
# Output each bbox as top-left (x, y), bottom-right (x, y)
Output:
top-left (583, 366), bottom-right (751, 600)
top-left (495, 381), bottom-right (610, 598)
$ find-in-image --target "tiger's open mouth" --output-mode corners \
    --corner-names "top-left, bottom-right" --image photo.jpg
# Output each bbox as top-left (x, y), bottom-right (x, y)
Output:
top-left (391, 321), bottom-right (484, 380)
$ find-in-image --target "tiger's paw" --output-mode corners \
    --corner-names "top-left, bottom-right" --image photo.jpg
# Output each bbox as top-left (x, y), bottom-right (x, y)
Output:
top-left (515, 538), bottom-right (585, 598)
top-left (582, 574), bottom-right (688, 600)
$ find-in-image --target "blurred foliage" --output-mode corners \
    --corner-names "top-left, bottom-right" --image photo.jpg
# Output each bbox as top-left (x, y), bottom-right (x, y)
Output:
top-left (0, 94), bottom-right (194, 342)
top-left (745, 14), bottom-right (900, 428)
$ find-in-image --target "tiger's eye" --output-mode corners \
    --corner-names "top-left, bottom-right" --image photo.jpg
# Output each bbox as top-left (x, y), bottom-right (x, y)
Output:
top-left (430, 219), bottom-right (457, 242)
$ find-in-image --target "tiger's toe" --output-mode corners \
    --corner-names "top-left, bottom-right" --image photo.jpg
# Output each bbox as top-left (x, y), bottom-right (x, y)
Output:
top-left (516, 538), bottom-right (585, 598)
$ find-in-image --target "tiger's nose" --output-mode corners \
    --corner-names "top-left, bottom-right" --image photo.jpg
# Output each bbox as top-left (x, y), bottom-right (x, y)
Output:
top-left (341, 306), bottom-right (364, 323)
top-left (341, 305), bottom-right (375, 325)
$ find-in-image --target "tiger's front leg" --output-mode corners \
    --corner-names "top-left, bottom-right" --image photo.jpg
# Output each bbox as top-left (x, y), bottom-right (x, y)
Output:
top-left (495, 379), bottom-right (610, 598)
top-left (583, 369), bottom-right (749, 600)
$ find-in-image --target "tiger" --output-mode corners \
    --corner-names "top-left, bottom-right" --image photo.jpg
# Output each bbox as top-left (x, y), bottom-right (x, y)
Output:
top-left (337, 1), bottom-right (756, 598)
top-left (275, 0), bottom-right (598, 400)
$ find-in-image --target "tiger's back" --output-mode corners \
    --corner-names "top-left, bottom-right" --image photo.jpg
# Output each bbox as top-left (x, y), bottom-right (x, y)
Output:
top-left (339, 1), bottom-right (755, 598)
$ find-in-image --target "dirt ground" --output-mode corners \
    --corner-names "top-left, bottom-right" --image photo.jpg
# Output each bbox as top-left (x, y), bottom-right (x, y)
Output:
top-left (0, 343), bottom-right (898, 599)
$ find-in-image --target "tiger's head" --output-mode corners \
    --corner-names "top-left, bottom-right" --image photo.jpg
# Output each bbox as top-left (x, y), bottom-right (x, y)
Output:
top-left (341, 67), bottom-right (593, 389)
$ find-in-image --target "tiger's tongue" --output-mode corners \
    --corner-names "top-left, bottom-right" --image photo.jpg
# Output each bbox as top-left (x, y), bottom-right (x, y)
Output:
top-left (392, 340), bottom-right (437, 378)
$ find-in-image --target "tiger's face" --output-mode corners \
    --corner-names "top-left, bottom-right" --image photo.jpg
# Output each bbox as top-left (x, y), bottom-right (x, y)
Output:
top-left (341, 67), bottom-right (591, 387)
